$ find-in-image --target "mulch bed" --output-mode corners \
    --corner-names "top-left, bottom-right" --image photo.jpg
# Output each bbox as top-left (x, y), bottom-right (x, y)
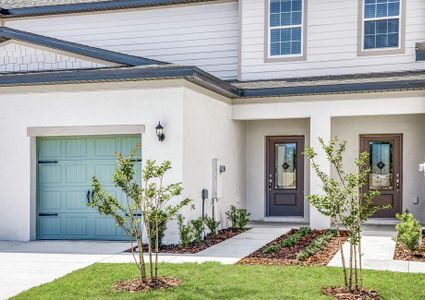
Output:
top-left (113, 277), bottom-right (180, 292)
top-left (239, 228), bottom-right (348, 266)
top-left (322, 287), bottom-right (380, 300)
top-left (394, 230), bottom-right (425, 262)
top-left (126, 228), bottom-right (248, 254)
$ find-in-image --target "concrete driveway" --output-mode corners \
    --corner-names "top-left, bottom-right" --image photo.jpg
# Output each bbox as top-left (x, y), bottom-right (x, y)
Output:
top-left (0, 241), bottom-right (130, 300)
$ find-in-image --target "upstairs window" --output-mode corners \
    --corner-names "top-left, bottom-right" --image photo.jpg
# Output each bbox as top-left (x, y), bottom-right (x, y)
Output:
top-left (268, 0), bottom-right (305, 58)
top-left (363, 0), bottom-right (401, 50)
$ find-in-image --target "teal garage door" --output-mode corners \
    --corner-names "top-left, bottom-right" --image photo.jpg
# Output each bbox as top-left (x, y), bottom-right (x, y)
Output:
top-left (37, 135), bottom-right (141, 240)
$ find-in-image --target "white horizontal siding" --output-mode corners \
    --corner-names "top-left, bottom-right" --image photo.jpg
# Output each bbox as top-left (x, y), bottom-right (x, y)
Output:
top-left (240, 0), bottom-right (425, 80)
top-left (6, 1), bottom-right (239, 80)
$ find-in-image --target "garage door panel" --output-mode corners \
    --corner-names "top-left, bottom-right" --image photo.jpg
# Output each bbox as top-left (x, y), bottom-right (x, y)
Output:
top-left (121, 136), bottom-right (141, 157)
top-left (39, 165), bottom-right (61, 185)
top-left (39, 191), bottom-right (62, 210)
top-left (37, 135), bottom-right (141, 241)
top-left (39, 217), bottom-right (61, 236)
top-left (95, 137), bottom-right (118, 158)
top-left (65, 217), bottom-right (88, 236)
top-left (65, 164), bottom-right (88, 184)
top-left (39, 139), bottom-right (61, 159)
top-left (65, 190), bottom-right (90, 210)
top-left (65, 138), bottom-right (88, 158)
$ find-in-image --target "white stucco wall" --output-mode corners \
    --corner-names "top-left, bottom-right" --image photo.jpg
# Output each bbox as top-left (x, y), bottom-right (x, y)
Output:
top-left (0, 82), bottom-right (185, 241)
top-left (181, 87), bottom-right (246, 230)
top-left (245, 118), bottom-right (310, 221)
top-left (332, 114), bottom-right (425, 223)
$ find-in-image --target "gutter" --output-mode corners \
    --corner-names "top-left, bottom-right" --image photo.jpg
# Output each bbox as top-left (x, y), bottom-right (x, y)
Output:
top-left (0, 0), bottom-right (218, 18)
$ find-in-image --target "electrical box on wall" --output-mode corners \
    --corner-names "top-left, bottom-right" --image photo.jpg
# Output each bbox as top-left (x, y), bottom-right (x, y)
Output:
top-left (419, 162), bottom-right (425, 175)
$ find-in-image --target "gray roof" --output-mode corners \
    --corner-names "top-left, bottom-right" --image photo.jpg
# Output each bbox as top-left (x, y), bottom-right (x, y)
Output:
top-left (0, 0), bottom-right (216, 17)
top-left (1, 67), bottom-right (424, 99)
top-left (0, 0), bottom-right (106, 9)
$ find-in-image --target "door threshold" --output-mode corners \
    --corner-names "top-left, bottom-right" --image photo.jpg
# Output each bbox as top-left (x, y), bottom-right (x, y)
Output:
top-left (364, 218), bottom-right (399, 225)
top-left (264, 216), bottom-right (308, 223)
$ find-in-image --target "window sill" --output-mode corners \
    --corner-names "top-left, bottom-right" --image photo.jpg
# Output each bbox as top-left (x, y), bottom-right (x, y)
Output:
top-left (358, 47), bottom-right (405, 57)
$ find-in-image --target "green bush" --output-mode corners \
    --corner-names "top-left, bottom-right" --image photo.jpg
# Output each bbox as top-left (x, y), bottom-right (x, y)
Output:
top-left (225, 205), bottom-right (251, 230)
top-left (395, 210), bottom-right (422, 252)
top-left (147, 210), bottom-right (168, 247)
top-left (281, 227), bottom-right (312, 248)
top-left (177, 214), bottom-right (193, 248)
top-left (191, 217), bottom-right (205, 244)
top-left (262, 227), bottom-right (312, 255)
top-left (296, 229), bottom-right (337, 261)
top-left (204, 216), bottom-right (221, 237)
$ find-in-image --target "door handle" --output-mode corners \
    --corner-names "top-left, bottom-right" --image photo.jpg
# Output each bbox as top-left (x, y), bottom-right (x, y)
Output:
top-left (268, 176), bottom-right (273, 190)
top-left (91, 190), bottom-right (95, 202)
top-left (87, 190), bottom-right (91, 205)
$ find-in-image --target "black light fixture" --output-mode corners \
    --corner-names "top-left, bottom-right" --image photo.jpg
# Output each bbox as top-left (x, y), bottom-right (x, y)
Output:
top-left (155, 122), bottom-right (165, 141)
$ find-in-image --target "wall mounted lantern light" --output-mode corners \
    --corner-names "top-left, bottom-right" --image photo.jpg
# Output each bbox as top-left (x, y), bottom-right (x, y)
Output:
top-left (156, 122), bottom-right (165, 141)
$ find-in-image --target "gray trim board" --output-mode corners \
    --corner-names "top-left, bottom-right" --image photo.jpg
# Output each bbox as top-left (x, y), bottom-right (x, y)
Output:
top-left (0, 27), bottom-right (166, 66)
top-left (0, 0), bottom-right (219, 18)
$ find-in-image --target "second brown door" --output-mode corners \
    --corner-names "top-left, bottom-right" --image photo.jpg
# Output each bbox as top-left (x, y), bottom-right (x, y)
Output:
top-left (360, 134), bottom-right (403, 218)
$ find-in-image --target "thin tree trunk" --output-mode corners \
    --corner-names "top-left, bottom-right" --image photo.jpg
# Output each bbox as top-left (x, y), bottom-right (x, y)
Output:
top-left (155, 214), bottom-right (159, 279)
top-left (348, 243), bottom-right (353, 292)
top-left (354, 241), bottom-right (358, 291)
top-left (358, 231), bottom-right (364, 292)
top-left (337, 227), bottom-right (349, 289)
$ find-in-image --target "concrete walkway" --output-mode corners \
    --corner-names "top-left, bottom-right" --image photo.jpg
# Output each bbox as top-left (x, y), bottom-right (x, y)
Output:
top-left (0, 241), bottom-right (130, 300)
top-left (328, 230), bottom-right (425, 273)
top-left (103, 227), bottom-right (292, 264)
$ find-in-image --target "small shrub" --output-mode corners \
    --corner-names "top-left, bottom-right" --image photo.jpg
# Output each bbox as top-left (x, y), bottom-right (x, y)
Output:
top-left (204, 216), bottom-right (221, 237)
top-left (296, 229), bottom-right (337, 261)
top-left (280, 227), bottom-right (312, 248)
top-left (262, 244), bottom-right (281, 255)
top-left (191, 217), bottom-right (205, 244)
top-left (262, 227), bottom-right (312, 255)
top-left (395, 210), bottom-right (422, 252)
top-left (147, 210), bottom-right (168, 247)
top-left (225, 205), bottom-right (238, 228)
top-left (177, 214), bottom-right (193, 247)
top-left (236, 208), bottom-right (251, 229)
top-left (225, 205), bottom-right (251, 230)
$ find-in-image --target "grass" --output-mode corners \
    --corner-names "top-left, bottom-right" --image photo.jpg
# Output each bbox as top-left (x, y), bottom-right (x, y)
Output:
top-left (12, 263), bottom-right (425, 300)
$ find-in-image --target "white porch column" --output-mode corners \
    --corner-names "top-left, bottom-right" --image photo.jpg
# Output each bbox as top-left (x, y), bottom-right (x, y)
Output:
top-left (309, 114), bottom-right (332, 229)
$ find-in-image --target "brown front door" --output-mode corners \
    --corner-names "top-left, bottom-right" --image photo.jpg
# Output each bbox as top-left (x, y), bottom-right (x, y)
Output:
top-left (266, 136), bottom-right (304, 217)
top-left (360, 134), bottom-right (403, 218)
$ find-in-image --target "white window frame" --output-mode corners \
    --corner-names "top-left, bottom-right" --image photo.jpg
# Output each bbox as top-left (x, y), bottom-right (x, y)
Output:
top-left (361, 0), bottom-right (402, 52)
top-left (267, 0), bottom-right (305, 60)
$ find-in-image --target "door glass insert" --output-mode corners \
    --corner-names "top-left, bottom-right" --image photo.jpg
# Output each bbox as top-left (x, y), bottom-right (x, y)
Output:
top-left (275, 143), bottom-right (297, 189)
top-left (369, 141), bottom-right (393, 189)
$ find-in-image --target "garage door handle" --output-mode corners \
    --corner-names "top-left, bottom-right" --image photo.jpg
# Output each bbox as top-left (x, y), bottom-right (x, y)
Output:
top-left (39, 213), bottom-right (58, 216)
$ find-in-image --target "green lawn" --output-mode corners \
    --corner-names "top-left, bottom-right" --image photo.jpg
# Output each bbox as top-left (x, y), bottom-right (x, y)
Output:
top-left (12, 263), bottom-right (425, 300)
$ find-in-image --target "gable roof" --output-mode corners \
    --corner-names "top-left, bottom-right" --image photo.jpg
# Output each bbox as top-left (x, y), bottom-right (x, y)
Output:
top-left (0, 27), bottom-right (165, 66)
top-left (0, 0), bottom-right (217, 17)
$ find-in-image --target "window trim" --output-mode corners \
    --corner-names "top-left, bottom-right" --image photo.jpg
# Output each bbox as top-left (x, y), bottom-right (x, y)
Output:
top-left (358, 0), bottom-right (406, 56)
top-left (264, 0), bottom-right (307, 63)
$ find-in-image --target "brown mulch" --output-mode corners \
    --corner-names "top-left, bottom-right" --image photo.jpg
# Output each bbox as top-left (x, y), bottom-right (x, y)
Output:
top-left (238, 229), bottom-right (348, 266)
top-left (126, 228), bottom-right (248, 254)
top-left (322, 287), bottom-right (380, 300)
top-left (394, 231), bottom-right (425, 262)
top-left (113, 277), bottom-right (180, 292)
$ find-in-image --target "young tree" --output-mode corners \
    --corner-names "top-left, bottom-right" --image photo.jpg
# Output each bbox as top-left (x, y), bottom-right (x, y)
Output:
top-left (89, 146), bottom-right (191, 282)
top-left (304, 137), bottom-right (382, 293)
